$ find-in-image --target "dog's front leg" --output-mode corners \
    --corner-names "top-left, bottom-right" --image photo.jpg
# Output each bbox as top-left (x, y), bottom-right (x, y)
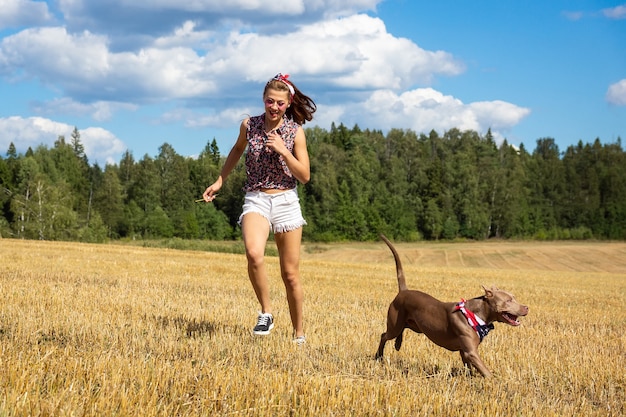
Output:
top-left (459, 351), bottom-right (473, 375)
top-left (459, 350), bottom-right (493, 378)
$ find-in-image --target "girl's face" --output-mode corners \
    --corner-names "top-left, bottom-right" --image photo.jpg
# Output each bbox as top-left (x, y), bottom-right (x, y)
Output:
top-left (263, 88), bottom-right (290, 123)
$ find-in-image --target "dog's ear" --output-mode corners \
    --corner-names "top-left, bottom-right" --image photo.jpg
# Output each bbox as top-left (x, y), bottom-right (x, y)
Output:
top-left (482, 285), bottom-right (495, 298)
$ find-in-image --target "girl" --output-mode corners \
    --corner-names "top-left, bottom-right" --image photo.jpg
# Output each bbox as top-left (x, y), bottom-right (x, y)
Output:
top-left (202, 73), bottom-right (316, 344)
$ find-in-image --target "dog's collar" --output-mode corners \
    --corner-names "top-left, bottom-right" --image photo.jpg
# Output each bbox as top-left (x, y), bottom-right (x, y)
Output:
top-left (455, 299), bottom-right (494, 342)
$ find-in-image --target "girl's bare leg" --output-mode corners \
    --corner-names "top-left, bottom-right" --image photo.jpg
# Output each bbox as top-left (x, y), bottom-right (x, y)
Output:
top-left (274, 227), bottom-right (304, 337)
top-left (241, 213), bottom-right (272, 314)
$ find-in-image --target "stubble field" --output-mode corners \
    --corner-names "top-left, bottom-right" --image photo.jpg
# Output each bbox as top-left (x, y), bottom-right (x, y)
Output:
top-left (1, 238), bottom-right (625, 416)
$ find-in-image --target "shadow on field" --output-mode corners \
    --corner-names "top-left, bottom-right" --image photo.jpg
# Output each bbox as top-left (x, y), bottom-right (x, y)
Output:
top-left (152, 314), bottom-right (219, 338)
top-left (390, 359), bottom-right (472, 379)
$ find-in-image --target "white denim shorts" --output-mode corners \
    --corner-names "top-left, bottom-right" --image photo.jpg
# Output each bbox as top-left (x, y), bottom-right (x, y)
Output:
top-left (238, 188), bottom-right (307, 234)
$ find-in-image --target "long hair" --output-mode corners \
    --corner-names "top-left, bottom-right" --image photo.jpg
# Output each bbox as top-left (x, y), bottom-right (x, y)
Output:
top-left (264, 75), bottom-right (317, 125)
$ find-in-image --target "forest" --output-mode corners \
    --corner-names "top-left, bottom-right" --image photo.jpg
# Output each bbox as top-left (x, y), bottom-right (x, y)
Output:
top-left (1, 124), bottom-right (625, 242)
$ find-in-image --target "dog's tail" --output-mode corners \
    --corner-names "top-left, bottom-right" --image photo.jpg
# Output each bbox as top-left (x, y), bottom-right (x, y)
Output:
top-left (380, 234), bottom-right (407, 292)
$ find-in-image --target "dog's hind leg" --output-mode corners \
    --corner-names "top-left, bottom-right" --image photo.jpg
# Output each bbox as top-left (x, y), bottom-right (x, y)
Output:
top-left (394, 330), bottom-right (404, 351)
top-left (376, 307), bottom-right (406, 360)
top-left (376, 324), bottom-right (405, 359)
top-left (375, 333), bottom-right (389, 359)
top-left (376, 328), bottom-right (402, 359)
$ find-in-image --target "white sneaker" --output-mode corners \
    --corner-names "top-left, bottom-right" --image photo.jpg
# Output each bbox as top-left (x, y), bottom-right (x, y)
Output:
top-left (293, 335), bottom-right (306, 345)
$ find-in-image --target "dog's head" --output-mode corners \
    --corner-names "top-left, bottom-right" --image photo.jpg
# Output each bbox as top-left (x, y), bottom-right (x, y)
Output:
top-left (483, 285), bottom-right (529, 326)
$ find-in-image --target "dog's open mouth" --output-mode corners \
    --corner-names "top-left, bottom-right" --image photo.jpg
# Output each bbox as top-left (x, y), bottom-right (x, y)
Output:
top-left (501, 312), bottom-right (521, 326)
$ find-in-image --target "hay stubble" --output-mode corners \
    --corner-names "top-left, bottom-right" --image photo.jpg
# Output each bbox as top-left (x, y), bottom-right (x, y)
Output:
top-left (1, 239), bottom-right (624, 416)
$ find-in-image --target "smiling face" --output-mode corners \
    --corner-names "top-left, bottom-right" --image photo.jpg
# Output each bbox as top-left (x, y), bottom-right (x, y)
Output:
top-left (263, 87), bottom-right (290, 124)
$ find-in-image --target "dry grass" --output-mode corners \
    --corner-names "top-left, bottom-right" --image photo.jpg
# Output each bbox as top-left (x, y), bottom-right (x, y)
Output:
top-left (1, 239), bottom-right (625, 416)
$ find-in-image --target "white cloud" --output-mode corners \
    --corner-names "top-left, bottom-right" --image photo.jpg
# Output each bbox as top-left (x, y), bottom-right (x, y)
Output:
top-left (128, 0), bottom-right (308, 14)
top-left (0, 0), bottom-right (54, 29)
top-left (79, 127), bottom-right (128, 165)
top-left (563, 4), bottom-right (626, 21)
top-left (0, 27), bottom-right (110, 84)
top-left (162, 106), bottom-right (253, 129)
top-left (0, 2), bottom-right (535, 163)
top-left (562, 11), bottom-right (584, 21)
top-left (58, 0), bottom-right (380, 20)
top-left (0, 116), bottom-right (126, 164)
top-left (602, 4), bottom-right (626, 19)
top-left (31, 98), bottom-right (138, 122)
top-left (606, 79), bottom-right (626, 106)
top-left (0, 26), bottom-right (218, 101)
top-left (294, 15), bottom-right (464, 88)
top-left (153, 21), bottom-right (214, 49)
top-left (330, 88), bottom-right (531, 143)
top-left (0, 14), bottom-right (463, 102)
top-left (186, 14), bottom-right (464, 92)
top-left (469, 100), bottom-right (532, 130)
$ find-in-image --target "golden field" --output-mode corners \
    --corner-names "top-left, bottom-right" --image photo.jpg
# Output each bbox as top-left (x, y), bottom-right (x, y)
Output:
top-left (1, 238), bottom-right (625, 416)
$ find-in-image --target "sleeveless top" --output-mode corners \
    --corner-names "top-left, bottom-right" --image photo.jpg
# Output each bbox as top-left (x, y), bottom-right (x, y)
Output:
top-left (243, 114), bottom-right (300, 192)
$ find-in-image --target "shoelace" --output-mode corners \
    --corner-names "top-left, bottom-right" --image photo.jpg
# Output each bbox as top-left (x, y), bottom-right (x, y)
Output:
top-left (256, 314), bottom-right (271, 326)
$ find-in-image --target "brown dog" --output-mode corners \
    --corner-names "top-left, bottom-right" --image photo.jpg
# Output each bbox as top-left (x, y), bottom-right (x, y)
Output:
top-left (375, 234), bottom-right (529, 378)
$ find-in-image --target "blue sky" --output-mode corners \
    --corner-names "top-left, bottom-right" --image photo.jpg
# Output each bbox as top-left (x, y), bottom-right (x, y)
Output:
top-left (0, 0), bottom-right (624, 165)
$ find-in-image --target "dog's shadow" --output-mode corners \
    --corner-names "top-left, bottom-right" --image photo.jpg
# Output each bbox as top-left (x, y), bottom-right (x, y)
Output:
top-left (385, 359), bottom-right (474, 379)
top-left (153, 315), bottom-right (227, 338)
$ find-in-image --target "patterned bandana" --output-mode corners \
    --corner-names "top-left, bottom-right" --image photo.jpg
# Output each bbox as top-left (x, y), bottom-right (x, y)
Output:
top-left (270, 73), bottom-right (295, 96)
top-left (455, 299), bottom-right (495, 342)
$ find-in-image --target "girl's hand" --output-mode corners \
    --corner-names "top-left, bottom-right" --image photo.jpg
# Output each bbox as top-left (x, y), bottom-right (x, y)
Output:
top-left (266, 131), bottom-right (287, 156)
top-left (202, 178), bottom-right (222, 202)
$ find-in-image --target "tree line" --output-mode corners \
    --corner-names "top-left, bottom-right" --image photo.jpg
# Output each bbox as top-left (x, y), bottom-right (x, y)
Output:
top-left (1, 125), bottom-right (624, 242)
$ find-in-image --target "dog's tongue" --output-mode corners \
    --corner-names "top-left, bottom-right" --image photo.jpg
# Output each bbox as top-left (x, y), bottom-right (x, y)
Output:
top-left (503, 313), bottom-right (520, 326)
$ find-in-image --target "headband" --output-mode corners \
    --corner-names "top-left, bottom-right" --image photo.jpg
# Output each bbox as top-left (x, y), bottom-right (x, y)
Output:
top-left (270, 73), bottom-right (295, 97)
